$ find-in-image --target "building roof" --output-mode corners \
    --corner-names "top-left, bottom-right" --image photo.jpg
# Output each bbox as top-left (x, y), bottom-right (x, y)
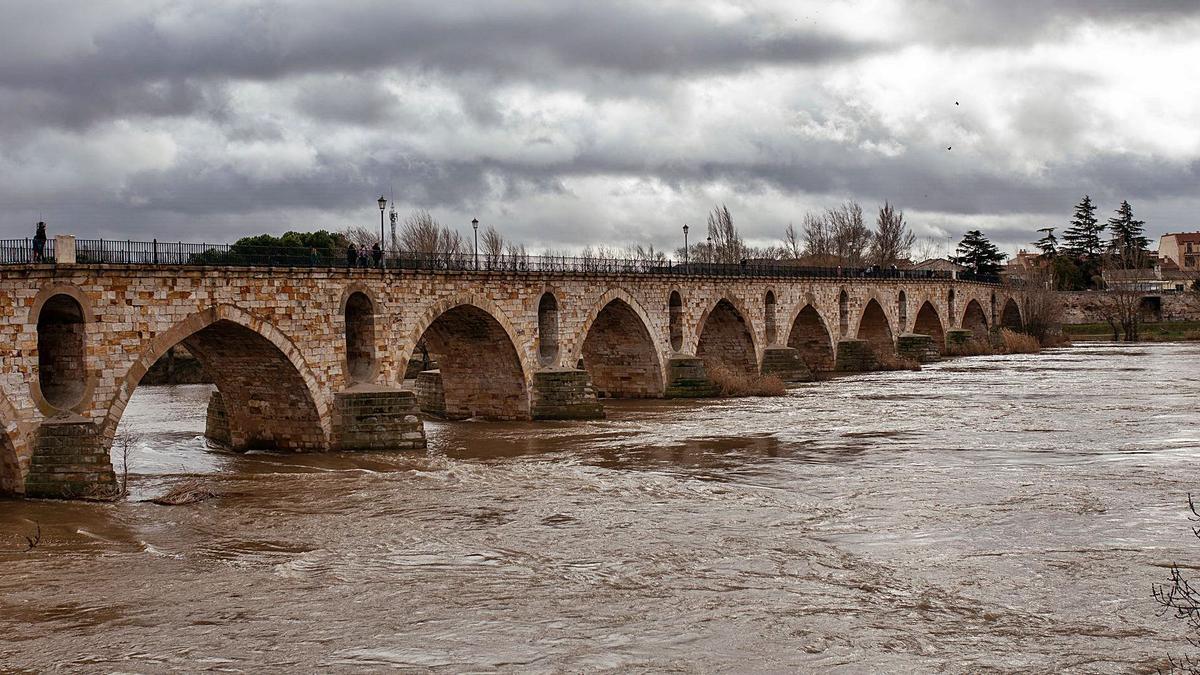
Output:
top-left (1162, 232), bottom-right (1200, 244)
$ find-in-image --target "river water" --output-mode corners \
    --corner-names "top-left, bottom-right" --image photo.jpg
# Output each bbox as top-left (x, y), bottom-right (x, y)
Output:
top-left (2, 342), bottom-right (1199, 672)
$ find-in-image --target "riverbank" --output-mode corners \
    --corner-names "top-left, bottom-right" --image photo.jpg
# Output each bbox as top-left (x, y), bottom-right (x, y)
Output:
top-left (1063, 320), bottom-right (1200, 341)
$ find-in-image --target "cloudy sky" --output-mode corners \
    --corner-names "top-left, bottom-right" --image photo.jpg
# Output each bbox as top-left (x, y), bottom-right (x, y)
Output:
top-left (2, 1), bottom-right (1199, 256)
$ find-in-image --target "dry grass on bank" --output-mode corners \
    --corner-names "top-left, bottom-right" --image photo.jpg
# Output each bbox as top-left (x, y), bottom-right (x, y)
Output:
top-left (874, 352), bottom-right (921, 371)
top-left (999, 328), bottom-right (1041, 354)
top-left (1039, 333), bottom-right (1073, 348)
top-left (945, 338), bottom-right (994, 357)
top-left (707, 363), bottom-right (787, 397)
top-left (145, 479), bottom-right (217, 506)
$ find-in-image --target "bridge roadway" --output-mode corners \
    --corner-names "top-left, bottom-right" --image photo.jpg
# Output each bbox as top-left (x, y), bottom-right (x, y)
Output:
top-left (0, 247), bottom-right (1022, 498)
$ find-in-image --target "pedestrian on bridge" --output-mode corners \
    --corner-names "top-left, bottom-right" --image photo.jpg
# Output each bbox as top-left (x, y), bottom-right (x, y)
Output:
top-left (372, 242), bottom-right (383, 268)
top-left (346, 243), bottom-right (356, 267)
top-left (32, 222), bottom-right (47, 262)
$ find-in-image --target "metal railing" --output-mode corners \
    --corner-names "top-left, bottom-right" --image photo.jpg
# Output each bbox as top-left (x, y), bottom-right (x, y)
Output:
top-left (1, 237), bottom-right (1004, 284)
top-left (0, 238), bottom-right (54, 264)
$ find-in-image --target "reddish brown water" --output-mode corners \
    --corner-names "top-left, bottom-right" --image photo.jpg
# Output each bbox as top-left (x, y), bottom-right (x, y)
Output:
top-left (2, 343), bottom-right (1199, 672)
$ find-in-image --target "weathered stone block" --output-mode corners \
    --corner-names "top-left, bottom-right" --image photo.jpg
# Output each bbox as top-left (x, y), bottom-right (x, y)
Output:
top-left (332, 386), bottom-right (426, 451)
top-left (897, 333), bottom-right (939, 363)
top-left (530, 369), bottom-right (605, 420)
top-left (946, 329), bottom-right (974, 348)
top-left (25, 416), bottom-right (116, 500)
top-left (760, 346), bottom-right (813, 383)
top-left (415, 370), bottom-right (447, 418)
top-left (664, 356), bottom-right (719, 398)
top-left (835, 339), bottom-right (876, 372)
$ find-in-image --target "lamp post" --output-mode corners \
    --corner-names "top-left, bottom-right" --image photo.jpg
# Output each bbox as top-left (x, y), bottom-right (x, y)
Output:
top-left (682, 223), bottom-right (689, 267)
top-left (377, 195), bottom-right (387, 269)
top-left (707, 236), bottom-right (713, 263)
top-left (472, 218), bottom-right (479, 270)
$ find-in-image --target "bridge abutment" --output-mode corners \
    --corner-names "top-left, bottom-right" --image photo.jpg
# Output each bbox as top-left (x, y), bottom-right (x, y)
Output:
top-left (760, 347), bottom-right (813, 382)
top-left (664, 355), bottom-right (719, 398)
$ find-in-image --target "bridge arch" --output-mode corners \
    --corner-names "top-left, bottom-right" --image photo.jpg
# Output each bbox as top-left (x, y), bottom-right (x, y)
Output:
top-left (405, 295), bottom-right (531, 420)
top-left (962, 299), bottom-right (989, 339)
top-left (1001, 298), bottom-right (1023, 331)
top-left (575, 290), bottom-right (664, 398)
top-left (897, 290), bottom-right (908, 332)
top-left (947, 288), bottom-right (957, 327)
top-left (913, 301), bottom-right (946, 354)
top-left (785, 303), bottom-right (835, 372)
top-left (537, 291), bottom-right (560, 366)
top-left (341, 285), bottom-right (378, 384)
top-left (695, 296), bottom-right (758, 375)
top-left (857, 297), bottom-right (895, 355)
top-left (838, 288), bottom-right (850, 335)
top-left (104, 304), bottom-right (329, 451)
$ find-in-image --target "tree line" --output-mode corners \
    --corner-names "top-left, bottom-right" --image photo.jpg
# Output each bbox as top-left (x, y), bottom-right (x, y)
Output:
top-left (1031, 195), bottom-right (1151, 291)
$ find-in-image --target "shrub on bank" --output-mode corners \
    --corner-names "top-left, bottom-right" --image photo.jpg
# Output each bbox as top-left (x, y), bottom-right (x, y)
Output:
top-left (999, 328), bottom-right (1041, 354)
top-left (945, 337), bottom-right (993, 357)
top-left (707, 363), bottom-right (786, 397)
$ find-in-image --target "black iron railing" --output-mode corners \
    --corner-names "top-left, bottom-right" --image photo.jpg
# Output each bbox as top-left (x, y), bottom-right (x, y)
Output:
top-left (0, 238), bottom-right (55, 264)
top-left (1, 237), bottom-right (1003, 284)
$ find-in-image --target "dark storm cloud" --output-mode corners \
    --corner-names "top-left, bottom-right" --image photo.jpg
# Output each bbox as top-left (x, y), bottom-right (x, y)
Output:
top-left (1, 0), bottom-right (1199, 252)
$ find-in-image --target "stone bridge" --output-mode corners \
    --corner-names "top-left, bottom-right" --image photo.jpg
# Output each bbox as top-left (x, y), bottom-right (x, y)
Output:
top-left (0, 259), bottom-right (1023, 498)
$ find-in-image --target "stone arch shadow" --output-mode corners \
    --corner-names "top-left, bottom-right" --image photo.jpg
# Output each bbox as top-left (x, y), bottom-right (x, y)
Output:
top-left (1001, 297), bottom-right (1024, 330)
top-left (102, 304), bottom-right (331, 452)
top-left (402, 294), bottom-right (533, 420)
top-left (570, 288), bottom-right (666, 398)
top-left (962, 298), bottom-right (990, 338)
top-left (912, 300), bottom-right (947, 354)
top-left (692, 294), bottom-right (760, 375)
top-left (0, 389), bottom-right (27, 495)
top-left (856, 295), bottom-right (896, 355)
top-left (782, 302), bottom-right (836, 372)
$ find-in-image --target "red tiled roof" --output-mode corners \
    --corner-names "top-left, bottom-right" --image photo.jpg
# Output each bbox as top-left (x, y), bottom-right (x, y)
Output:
top-left (1163, 232), bottom-right (1200, 243)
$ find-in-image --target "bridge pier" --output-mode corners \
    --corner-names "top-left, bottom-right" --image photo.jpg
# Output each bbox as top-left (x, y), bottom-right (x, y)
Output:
top-left (530, 369), bottom-right (605, 420)
top-left (26, 416), bottom-right (116, 500)
top-left (664, 355), bottom-right (719, 398)
top-left (834, 339), bottom-right (876, 372)
top-left (896, 333), bottom-right (939, 363)
top-left (760, 346), bottom-right (813, 382)
top-left (332, 387), bottom-right (427, 451)
top-left (946, 329), bottom-right (975, 350)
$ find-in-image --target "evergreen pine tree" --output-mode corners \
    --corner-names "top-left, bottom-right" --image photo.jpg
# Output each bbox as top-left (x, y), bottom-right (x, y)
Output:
top-left (1062, 195), bottom-right (1105, 257)
top-left (1033, 227), bottom-right (1058, 257)
top-left (953, 230), bottom-right (1008, 276)
top-left (1106, 200), bottom-right (1149, 258)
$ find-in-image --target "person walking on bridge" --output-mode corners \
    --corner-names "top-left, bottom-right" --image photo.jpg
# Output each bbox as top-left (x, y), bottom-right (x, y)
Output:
top-left (371, 242), bottom-right (383, 269)
top-left (346, 243), bottom-right (357, 268)
top-left (32, 222), bottom-right (47, 262)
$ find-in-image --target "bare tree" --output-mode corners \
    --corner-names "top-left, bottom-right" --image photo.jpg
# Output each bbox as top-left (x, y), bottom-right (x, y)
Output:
top-left (802, 211), bottom-right (832, 258)
top-left (399, 210), bottom-right (464, 256)
top-left (1154, 494), bottom-right (1200, 671)
top-left (481, 225), bottom-right (505, 258)
top-left (341, 226), bottom-right (377, 249)
top-left (1020, 264), bottom-right (1064, 344)
top-left (912, 237), bottom-right (942, 262)
top-left (1095, 245), bottom-right (1151, 341)
top-left (827, 201), bottom-right (872, 267)
top-left (782, 222), bottom-right (803, 259)
top-left (869, 201), bottom-right (916, 267)
top-left (706, 204), bottom-right (745, 264)
top-left (113, 430), bottom-right (141, 498)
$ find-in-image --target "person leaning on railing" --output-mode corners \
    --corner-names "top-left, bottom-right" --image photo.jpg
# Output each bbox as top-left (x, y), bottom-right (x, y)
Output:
top-left (32, 222), bottom-right (47, 262)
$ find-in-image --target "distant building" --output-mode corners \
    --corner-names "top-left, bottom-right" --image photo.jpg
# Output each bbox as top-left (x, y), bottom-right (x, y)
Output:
top-left (1158, 232), bottom-right (1200, 271)
top-left (905, 258), bottom-right (965, 273)
top-left (1102, 260), bottom-right (1193, 293)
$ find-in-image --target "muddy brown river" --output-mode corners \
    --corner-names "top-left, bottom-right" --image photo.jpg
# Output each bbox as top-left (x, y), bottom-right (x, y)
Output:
top-left (2, 342), bottom-right (1199, 672)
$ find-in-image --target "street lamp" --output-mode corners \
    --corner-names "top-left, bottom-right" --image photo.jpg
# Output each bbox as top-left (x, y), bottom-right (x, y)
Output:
top-left (472, 218), bottom-right (479, 270)
top-left (377, 195), bottom-right (387, 269)
top-left (682, 223), bottom-right (689, 267)
top-left (707, 235), bottom-right (712, 263)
